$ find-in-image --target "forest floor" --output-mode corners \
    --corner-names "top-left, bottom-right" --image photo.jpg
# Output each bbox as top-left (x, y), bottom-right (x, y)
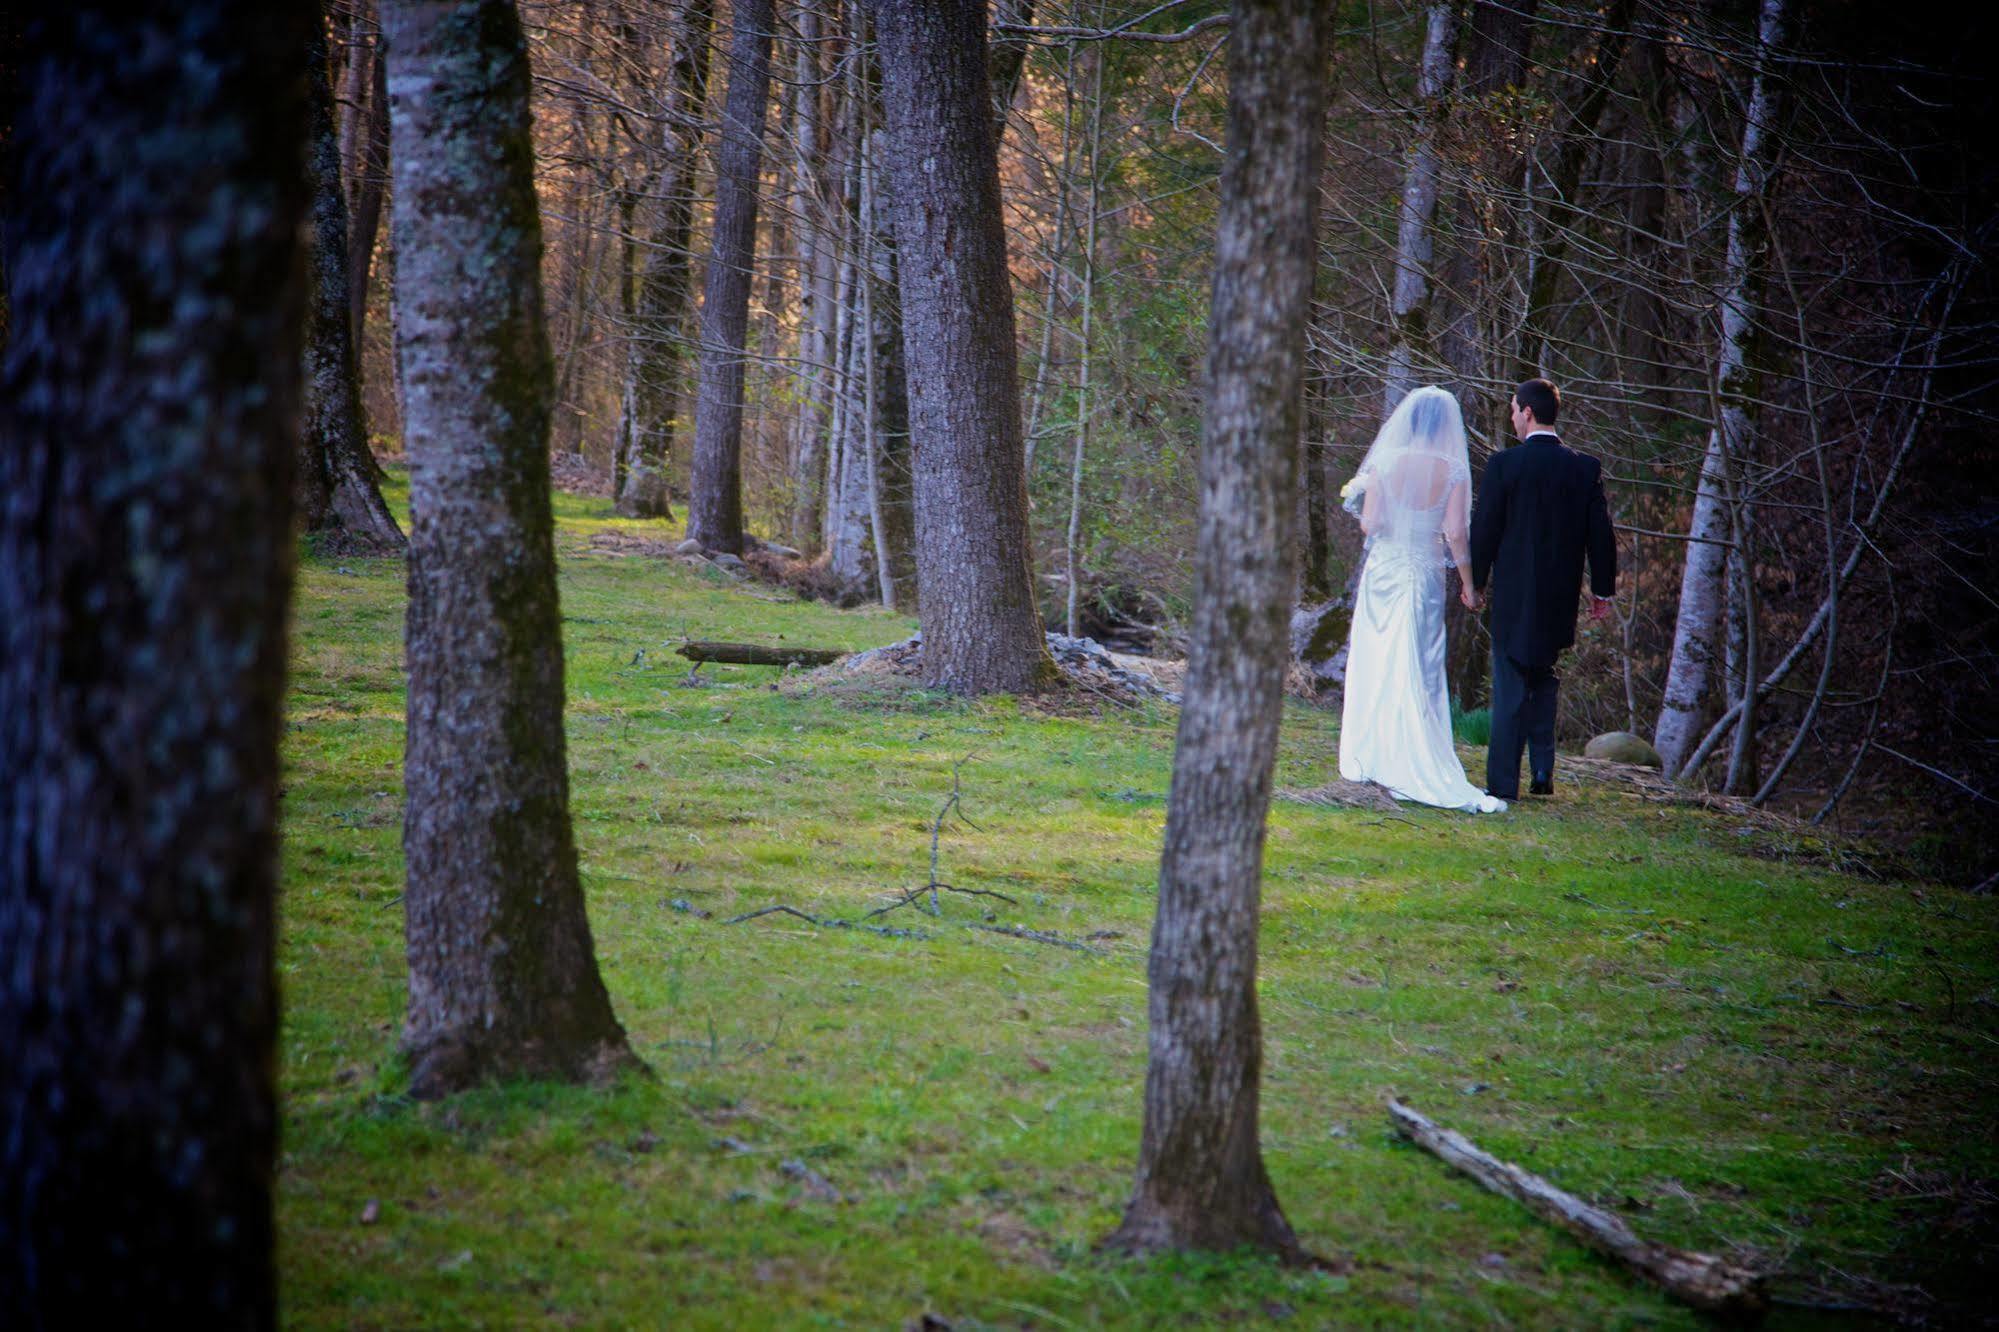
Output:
top-left (278, 471), bottom-right (1999, 1329)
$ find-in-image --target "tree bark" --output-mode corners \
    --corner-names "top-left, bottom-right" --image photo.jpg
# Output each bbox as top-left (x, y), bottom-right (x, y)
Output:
top-left (0, 7), bottom-right (310, 1323)
top-left (385, 0), bottom-right (641, 1099)
top-left (871, 0), bottom-right (1057, 695)
top-left (1108, 0), bottom-right (1332, 1260)
top-left (1653, 0), bottom-right (1785, 778)
top-left (304, 8), bottom-right (406, 550)
top-left (686, 0), bottom-right (776, 553)
top-left (615, 0), bottom-right (713, 520)
top-left (1381, 0), bottom-right (1458, 413)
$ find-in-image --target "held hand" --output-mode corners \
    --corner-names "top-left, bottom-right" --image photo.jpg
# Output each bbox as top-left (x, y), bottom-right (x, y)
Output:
top-left (1460, 582), bottom-right (1481, 612)
top-left (1589, 596), bottom-right (1613, 623)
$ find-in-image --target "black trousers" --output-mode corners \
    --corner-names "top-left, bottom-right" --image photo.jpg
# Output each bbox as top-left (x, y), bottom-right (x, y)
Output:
top-left (1487, 651), bottom-right (1559, 798)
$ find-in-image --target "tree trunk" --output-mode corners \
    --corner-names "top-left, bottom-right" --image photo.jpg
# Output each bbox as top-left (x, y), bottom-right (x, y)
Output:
top-left (1381, 0), bottom-right (1458, 413)
top-left (987, 0), bottom-right (1037, 134)
top-left (616, 0), bottom-right (713, 520)
top-left (781, 4), bottom-right (827, 543)
top-left (852, 124), bottom-right (916, 607)
top-left (1654, 0), bottom-right (1785, 778)
top-left (1300, 363), bottom-right (1334, 601)
top-left (826, 263), bottom-right (876, 586)
top-left (348, 22), bottom-right (392, 347)
top-left (1065, 43), bottom-right (1105, 638)
top-left (792, 9), bottom-right (850, 551)
top-left (871, 0), bottom-right (1057, 695)
top-left (385, 0), bottom-right (641, 1099)
top-left (1107, 0), bottom-right (1332, 1260)
top-left (1022, 39), bottom-right (1077, 482)
top-left (1436, 0), bottom-right (1539, 396)
top-left (303, 9), bottom-right (406, 550)
top-left (1512, 0), bottom-right (1638, 380)
top-left (686, 0), bottom-right (776, 553)
top-left (0, 7), bottom-right (310, 1323)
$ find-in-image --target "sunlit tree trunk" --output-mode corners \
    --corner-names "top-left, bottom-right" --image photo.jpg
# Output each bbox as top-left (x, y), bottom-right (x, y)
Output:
top-left (386, 0), bottom-right (641, 1098)
top-left (1108, 0), bottom-right (1333, 1260)
top-left (0, 6), bottom-right (310, 1321)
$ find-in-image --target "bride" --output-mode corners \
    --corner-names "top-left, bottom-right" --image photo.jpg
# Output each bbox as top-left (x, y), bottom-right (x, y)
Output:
top-left (1338, 386), bottom-right (1504, 813)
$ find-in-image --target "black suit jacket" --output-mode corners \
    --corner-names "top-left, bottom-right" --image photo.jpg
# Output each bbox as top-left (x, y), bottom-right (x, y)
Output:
top-left (1469, 432), bottom-right (1616, 670)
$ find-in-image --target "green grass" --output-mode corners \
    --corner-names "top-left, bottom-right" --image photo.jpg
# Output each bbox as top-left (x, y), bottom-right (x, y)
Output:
top-left (1451, 701), bottom-right (1492, 747)
top-left (278, 470), bottom-right (1999, 1327)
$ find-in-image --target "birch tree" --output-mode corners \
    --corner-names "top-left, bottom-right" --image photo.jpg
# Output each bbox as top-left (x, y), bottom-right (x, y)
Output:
top-left (1653, 0), bottom-right (1787, 778)
top-left (1381, 0), bottom-right (1459, 413)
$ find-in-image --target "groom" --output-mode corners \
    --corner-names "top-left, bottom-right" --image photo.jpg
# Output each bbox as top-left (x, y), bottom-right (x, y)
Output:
top-left (1469, 378), bottom-right (1617, 800)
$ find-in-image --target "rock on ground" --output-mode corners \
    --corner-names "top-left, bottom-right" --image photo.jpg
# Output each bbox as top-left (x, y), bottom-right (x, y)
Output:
top-left (1291, 596), bottom-right (1354, 691)
top-left (1584, 731), bottom-right (1665, 768)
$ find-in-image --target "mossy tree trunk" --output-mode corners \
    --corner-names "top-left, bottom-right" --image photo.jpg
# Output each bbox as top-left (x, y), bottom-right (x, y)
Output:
top-left (385, 0), bottom-right (640, 1099)
top-left (685, 0), bottom-right (775, 552)
top-left (0, 6), bottom-right (311, 1323)
top-left (1108, 0), bottom-right (1333, 1261)
top-left (870, 0), bottom-right (1057, 694)
top-left (303, 7), bottom-right (406, 551)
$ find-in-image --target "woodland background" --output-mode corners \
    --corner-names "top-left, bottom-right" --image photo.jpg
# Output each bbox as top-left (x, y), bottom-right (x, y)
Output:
top-left (315, 0), bottom-right (1999, 885)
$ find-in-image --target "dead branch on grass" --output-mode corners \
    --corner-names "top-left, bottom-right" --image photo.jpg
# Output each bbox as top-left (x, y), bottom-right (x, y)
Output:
top-left (1387, 1099), bottom-right (1767, 1318)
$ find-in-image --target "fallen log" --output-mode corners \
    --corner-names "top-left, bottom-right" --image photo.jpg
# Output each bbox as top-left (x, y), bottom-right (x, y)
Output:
top-left (676, 640), bottom-right (846, 667)
top-left (1387, 1099), bottom-right (1767, 1319)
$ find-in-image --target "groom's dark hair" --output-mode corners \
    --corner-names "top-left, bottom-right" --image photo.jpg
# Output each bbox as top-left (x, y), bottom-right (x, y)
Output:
top-left (1515, 377), bottom-right (1560, 425)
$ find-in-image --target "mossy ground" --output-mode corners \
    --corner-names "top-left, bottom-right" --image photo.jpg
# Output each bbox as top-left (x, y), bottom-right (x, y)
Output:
top-left (279, 472), bottom-right (1998, 1328)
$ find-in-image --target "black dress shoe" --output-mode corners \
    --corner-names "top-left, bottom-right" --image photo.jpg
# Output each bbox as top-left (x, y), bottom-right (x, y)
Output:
top-left (1529, 777), bottom-right (1554, 796)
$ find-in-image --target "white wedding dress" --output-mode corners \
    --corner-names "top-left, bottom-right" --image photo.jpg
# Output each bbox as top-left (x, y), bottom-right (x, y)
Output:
top-left (1338, 388), bottom-right (1505, 814)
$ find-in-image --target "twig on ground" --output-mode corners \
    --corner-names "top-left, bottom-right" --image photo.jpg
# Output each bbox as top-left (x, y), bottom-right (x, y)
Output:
top-left (969, 923), bottom-right (1106, 954)
top-left (724, 903), bottom-right (932, 941)
top-left (864, 881), bottom-right (1019, 920)
top-left (924, 754), bottom-right (978, 913)
top-left (1561, 892), bottom-right (1655, 915)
